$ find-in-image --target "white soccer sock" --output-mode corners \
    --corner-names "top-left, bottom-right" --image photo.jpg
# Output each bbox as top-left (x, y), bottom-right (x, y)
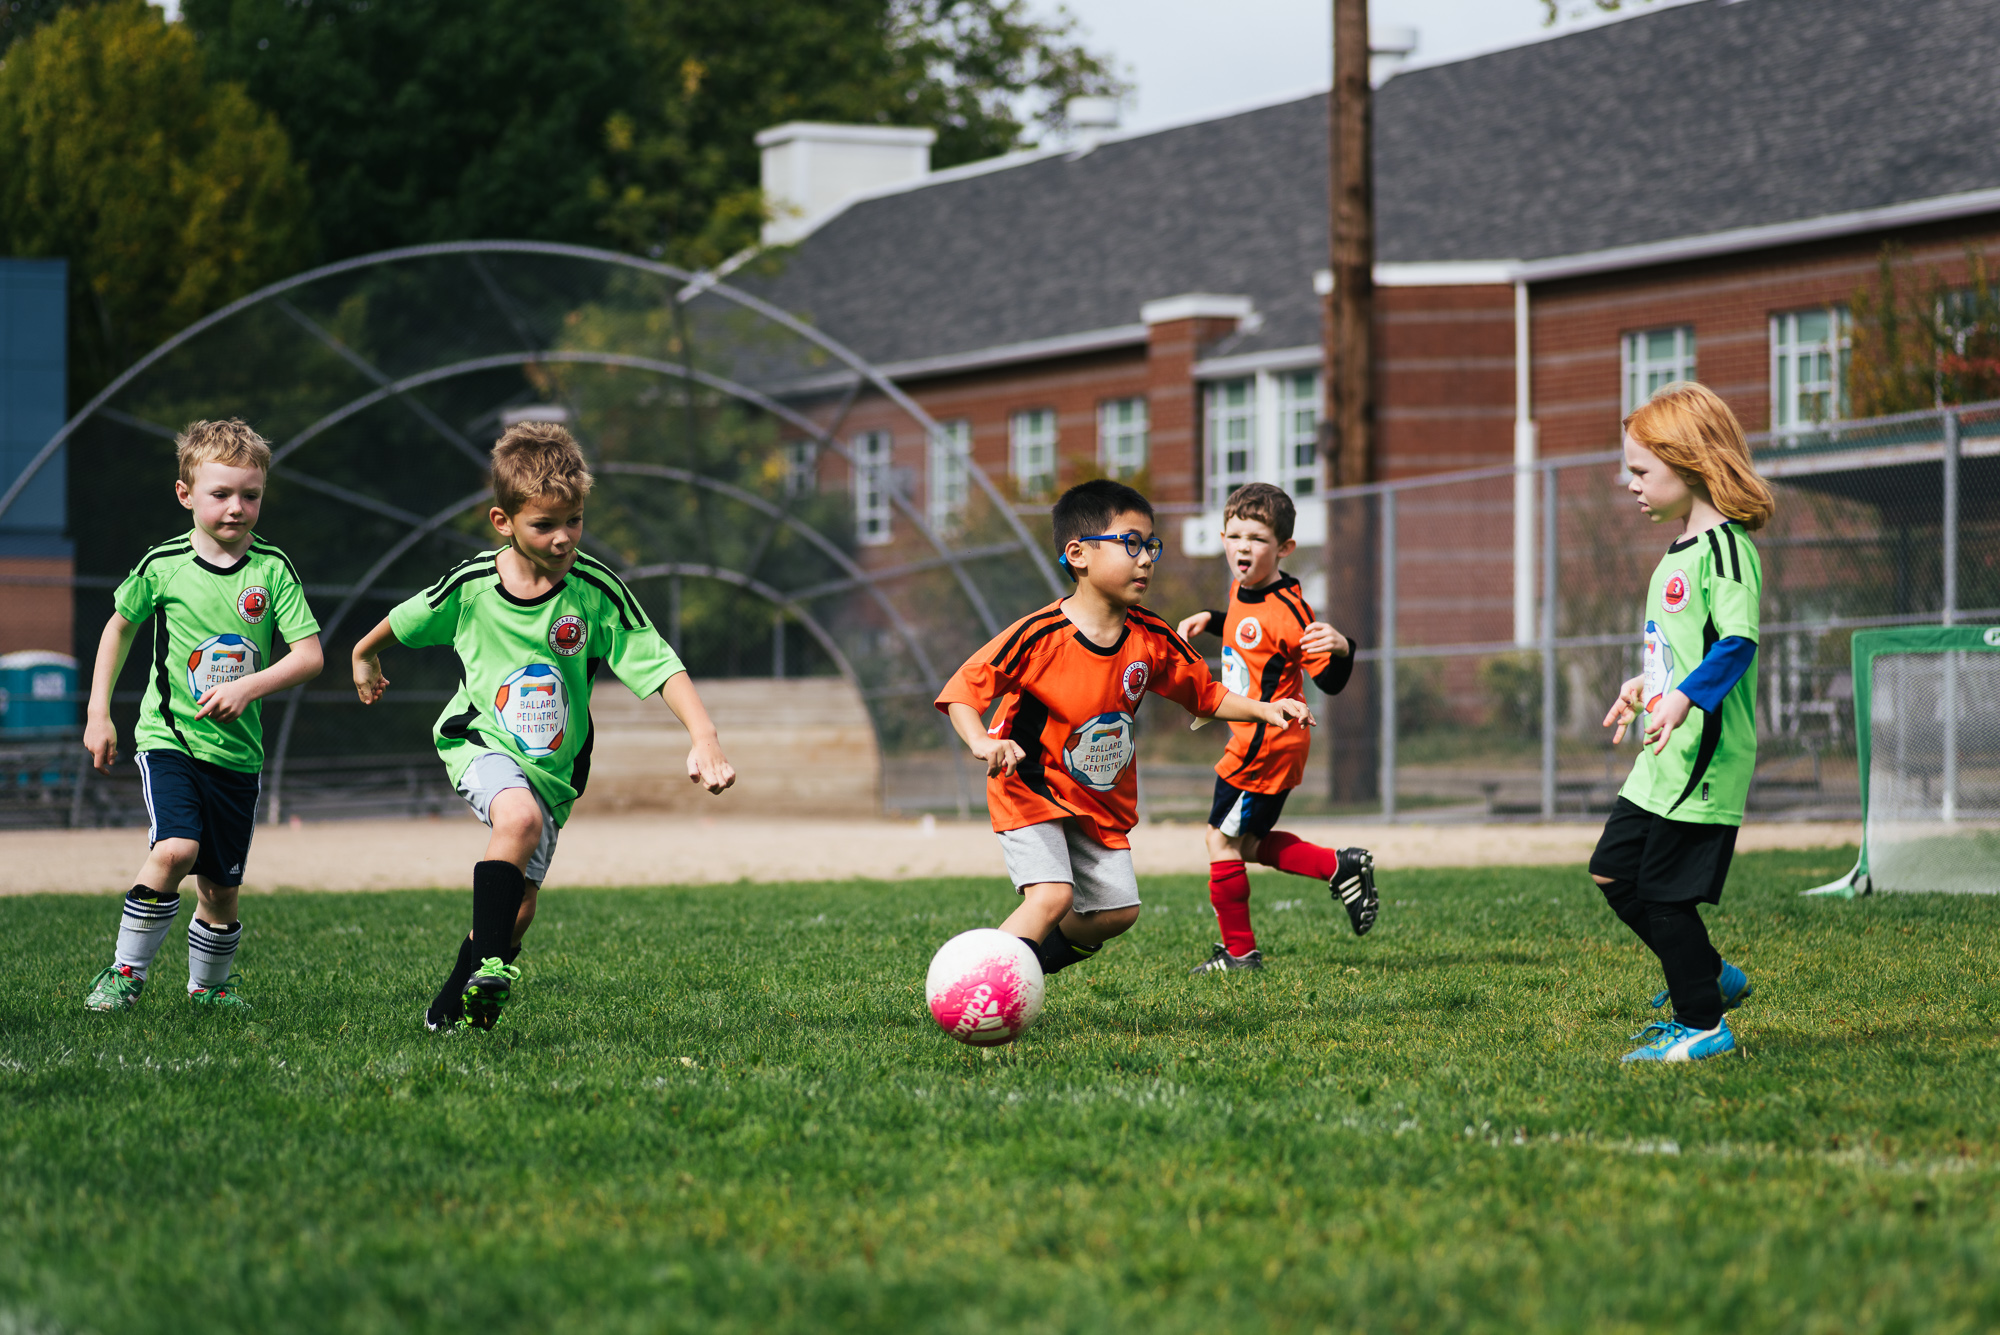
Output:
top-left (187, 918), bottom-right (242, 992)
top-left (114, 889), bottom-right (182, 980)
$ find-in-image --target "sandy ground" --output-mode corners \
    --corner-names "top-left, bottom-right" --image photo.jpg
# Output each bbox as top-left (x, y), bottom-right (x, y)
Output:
top-left (0, 812), bottom-right (1861, 895)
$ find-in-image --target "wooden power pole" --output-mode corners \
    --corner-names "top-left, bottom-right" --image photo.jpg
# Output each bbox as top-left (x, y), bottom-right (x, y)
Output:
top-left (1324, 0), bottom-right (1378, 802)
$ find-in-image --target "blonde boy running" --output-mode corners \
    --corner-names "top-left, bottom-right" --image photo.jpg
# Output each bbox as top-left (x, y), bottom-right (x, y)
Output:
top-left (352, 423), bottom-right (736, 1032)
top-left (82, 420), bottom-right (325, 1012)
top-left (1175, 483), bottom-right (1374, 974)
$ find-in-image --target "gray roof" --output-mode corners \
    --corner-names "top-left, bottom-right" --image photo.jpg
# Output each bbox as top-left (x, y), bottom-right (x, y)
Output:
top-left (750, 0), bottom-right (2000, 374)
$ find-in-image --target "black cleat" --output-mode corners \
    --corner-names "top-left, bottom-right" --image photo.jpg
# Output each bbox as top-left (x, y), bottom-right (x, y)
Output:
top-left (1331, 847), bottom-right (1378, 936)
top-left (1189, 942), bottom-right (1265, 974)
top-left (459, 957), bottom-right (522, 1032)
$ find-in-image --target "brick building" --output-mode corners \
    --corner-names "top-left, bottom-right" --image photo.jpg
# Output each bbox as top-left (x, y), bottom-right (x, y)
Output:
top-left (748, 0), bottom-right (2000, 654)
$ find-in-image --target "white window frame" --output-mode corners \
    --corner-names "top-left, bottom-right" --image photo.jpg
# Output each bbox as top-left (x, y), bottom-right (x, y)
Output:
top-left (1204, 378), bottom-right (1256, 510)
top-left (1770, 307), bottom-right (1851, 432)
top-left (1274, 370), bottom-right (1321, 497)
top-left (927, 418), bottom-right (971, 531)
top-left (852, 429), bottom-right (892, 547)
top-left (1008, 408), bottom-right (1057, 499)
top-left (1097, 397), bottom-right (1148, 478)
top-left (783, 439), bottom-right (818, 498)
top-left (1622, 325), bottom-right (1697, 416)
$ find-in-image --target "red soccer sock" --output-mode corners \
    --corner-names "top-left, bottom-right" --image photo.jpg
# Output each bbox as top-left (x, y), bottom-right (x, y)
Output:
top-left (1257, 831), bottom-right (1341, 882)
top-left (1208, 860), bottom-right (1257, 956)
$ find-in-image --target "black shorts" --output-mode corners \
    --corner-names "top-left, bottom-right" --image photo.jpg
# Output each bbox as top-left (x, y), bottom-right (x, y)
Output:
top-left (1207, 776), bottom-right (1292, 841)
top-left (136, 749), bottom-right (261, 888)
top-left (1589, 796), bottom-right (1738, 904)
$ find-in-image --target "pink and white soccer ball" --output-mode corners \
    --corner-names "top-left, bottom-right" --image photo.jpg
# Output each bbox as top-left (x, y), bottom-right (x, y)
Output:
top-left (925, 929), bottom-right (1045, 1046)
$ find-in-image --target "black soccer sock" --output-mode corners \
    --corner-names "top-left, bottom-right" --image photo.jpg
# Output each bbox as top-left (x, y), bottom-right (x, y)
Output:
top-left (1596, 877), bottom-right (1655, 949)
top-left (1644, 898), bottom-right (1724, 1031)
top-left (471, 860), bottom-right (527, 960)
top-left (502, 943), bottom-right (522, 966)
top-left (431, 935), bottom-right (481, 1019)
top-left (1029, 926), bottom-right (1101, 977)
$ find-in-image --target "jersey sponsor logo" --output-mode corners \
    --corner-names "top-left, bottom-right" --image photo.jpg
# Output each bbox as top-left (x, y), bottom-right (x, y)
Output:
top-left (548, 615), bottom-right (586, 656)
top-left (1235, 617), bottom-right (1263, 650)
top-left (236, 586), bottom-right (270, 624)
top-left (1121, 660), bottom-right (1150, 702)
top-left (1219, 644), bottom-right (1250, 696)
top-left (1063, 710), bottom-right (1134, 792)
top-left (187, 634), bottom-right (259, 701)
top-left (1662, 570), bottom-right (1690, 614)
top-left (1642, 619), bottom-right (1675, 713)
top-left (493, 663), bottom-right (569, 758)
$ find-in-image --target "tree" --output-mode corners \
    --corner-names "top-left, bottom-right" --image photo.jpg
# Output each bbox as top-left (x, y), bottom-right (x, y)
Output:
top-left (0, 0), bottom-right (99, 53)
top-left (0, 0), bottom-right (314, 403)
top-left (1850, 245), bottom-right (2000, 418)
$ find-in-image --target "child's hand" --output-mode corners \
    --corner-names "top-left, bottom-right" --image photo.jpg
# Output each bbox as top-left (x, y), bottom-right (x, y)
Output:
top-left (353, 654), bottom-right (389, 705)
top-left (1643, 689), bottom-right (1693, 754)
top-left (1603, 674), bottom-right (1645, 744)
top-left (1301, 621), bottom-right (1349, 658)
top-left (1175, 610), bottom-right (1214, 642)
top-left (1259, 697), bottom-right (1316, 730)
top-left (686, 737), bottom-right (736, 794)
top-left (968, 733), bottom-right (1027, 778)
top-left (83, 716), bottom-right (119, 773)
top-left (194, 678), bottom-right (258, 723)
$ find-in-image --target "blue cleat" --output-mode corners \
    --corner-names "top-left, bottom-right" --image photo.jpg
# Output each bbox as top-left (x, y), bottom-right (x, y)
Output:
top-left (1621, 1016), bottom-right (1737, 1063)
top-left (1651, 960), bottom-right (1753, 1012)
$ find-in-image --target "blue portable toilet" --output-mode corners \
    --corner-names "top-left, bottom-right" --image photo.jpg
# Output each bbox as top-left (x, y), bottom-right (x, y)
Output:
top-left (0, 650), bottom-right (78, 734)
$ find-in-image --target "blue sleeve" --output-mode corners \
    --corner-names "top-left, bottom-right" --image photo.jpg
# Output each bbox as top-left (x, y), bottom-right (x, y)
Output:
top-left (1677, 635), bottom-right (1756, 712)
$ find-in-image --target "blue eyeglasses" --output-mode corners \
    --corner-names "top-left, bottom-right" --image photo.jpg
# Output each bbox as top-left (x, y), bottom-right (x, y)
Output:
top-left (1076, 532), bottom-right (1165, 560)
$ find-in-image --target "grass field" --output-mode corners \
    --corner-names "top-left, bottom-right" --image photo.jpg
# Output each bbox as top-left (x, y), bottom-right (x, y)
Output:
top-left (5, 849), bottom-right (2000, 1334)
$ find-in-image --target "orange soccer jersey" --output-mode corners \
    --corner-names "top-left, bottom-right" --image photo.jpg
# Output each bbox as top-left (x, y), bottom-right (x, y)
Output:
top-left (937, 601), bottom-right (1229, 849)
top-left (1214, 574), bottom-right (1349, 795)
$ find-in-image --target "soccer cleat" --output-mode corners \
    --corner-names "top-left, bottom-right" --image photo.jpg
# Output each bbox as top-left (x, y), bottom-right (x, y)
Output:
top-left (1651, 960), bottom-right (1754, 1012)
top-left (1331, 847), bottom-right (1378, 936)
top-left (1189, 942), bottom-right (1265, 974)
top-left (1621, 1016), bottom-right (1736, 1063)
top-left (85, 964), bottom-right (145, 1012)
top-left (460, 957), bottom-right (522, 1031)
top-left (189, 973), bottom-right (253, 1010)
top-left (424, 1003), bottom-right (462, 1034)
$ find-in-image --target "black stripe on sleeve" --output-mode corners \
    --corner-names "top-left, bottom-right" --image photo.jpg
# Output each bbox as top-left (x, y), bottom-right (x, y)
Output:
top-left (1272, 589), bottom-right (1312, 630)
top-left (574, 553), bottom-right (652, 628)
top-left (569, 567), bottom-right (637, 631)
top-left (988, 606), bottom-right (1067, 668)
top-left (999, 621), bottom-right (1069, 676)
top-left (130, 541), bottom-right (194, 581)
top-left (249, 540), bottom-right (304, 586)
top-left (1722, 524), bottom-right (1742, 581)
top-left (426, 561), bottom-right (498, 609)
top-left (424, 553), bottom-right (498, 602)
top-left (1129, 609), bottom-right (1198, 663)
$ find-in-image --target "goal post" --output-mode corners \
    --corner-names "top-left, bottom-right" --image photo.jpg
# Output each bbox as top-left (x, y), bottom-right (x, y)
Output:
top-left (1807, 625), bottom-right (2000, 897)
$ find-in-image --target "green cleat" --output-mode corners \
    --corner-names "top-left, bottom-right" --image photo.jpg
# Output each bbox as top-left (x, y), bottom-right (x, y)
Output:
top-left (460, 958), bottom-right (522, 1031)
top-left (85, 964), bottom-right (146, 1012)
top-left (189, 973), bottom-right (254, 1010)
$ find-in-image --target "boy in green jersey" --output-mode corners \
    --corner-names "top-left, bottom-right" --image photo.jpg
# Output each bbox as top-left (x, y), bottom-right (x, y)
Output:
top-left (1595, 383), bottom-right (1775, 1063)
top-left (82, 420), bottom-right (325, 1012)
top-left (352, 422), bottom-right (736, 1032)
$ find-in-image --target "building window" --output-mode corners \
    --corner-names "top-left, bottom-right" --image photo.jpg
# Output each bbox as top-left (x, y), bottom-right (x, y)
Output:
top-left (1276, 371), bottom-right (1320, 496)
top-left (1622, 326), bottom-right (1697, 415)
top-left (1204, 378), bottom-right (1255, 509)
top-left (783, 440), bottom-right (818, 498)
top-left (1098, 397), bottom-right (1148, 478)
top-left (927, 418), bottom-right (971, 530)
top-left (852, 429), bottom-right (892, 546)
top-left (1771, 307), bottom-right (1851, 431)
top-left (1009, 408), bottom-right (1057, 499)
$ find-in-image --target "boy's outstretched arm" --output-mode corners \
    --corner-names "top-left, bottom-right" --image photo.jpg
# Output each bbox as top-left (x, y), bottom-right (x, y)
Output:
top-left (947, 701), bottom-right (1025, 777)
top-left (1211, 692), bottom-right (1315, 731)
top-left (661, 672), bottom-right (736, 794)
top-left (351, 616), bottom-right (398, 705)
top-left (194, 633), bottom-right (323, 723)
top-left (83, 613), bottom-right (140, 772)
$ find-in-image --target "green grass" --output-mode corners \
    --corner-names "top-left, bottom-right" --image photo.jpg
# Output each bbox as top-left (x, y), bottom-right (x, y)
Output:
top-left (5, 849), bottom-right (2000, 1334)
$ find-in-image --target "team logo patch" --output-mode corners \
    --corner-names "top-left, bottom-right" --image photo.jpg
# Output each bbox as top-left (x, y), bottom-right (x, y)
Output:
top-left (549, 615), bottom-right (586, 656)
top-left (1121, 660), bottom-right (1150, 703)
top-left (236, 586), bottom-right (270, 624)
top-left (1662, 570), bottom-right (1690, 614)
top-left (1235, 617), bottom-right (1263, 650)
top-left (494, 663), bottom-right (569, 758)
top-left (1063, 711), bottom-right (1135, 792)
top-left (187, 633), bottom-right (259, 701)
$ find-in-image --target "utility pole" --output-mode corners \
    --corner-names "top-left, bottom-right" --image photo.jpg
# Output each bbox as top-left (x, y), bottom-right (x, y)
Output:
top-left (1325, 0), bottom-right (1379, 802)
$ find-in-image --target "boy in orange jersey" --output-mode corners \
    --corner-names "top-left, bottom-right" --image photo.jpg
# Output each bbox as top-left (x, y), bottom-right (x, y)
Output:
top-left (1175, 482), bottom-right (1375, 974)
top-left (937, 479), bottom-right (1312, 982)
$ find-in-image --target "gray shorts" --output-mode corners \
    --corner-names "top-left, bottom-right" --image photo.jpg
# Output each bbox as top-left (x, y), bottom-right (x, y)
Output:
top-left (455, 751), bottom-right (559, 883)
top-left (996, 819), bottom-right (1141, 914)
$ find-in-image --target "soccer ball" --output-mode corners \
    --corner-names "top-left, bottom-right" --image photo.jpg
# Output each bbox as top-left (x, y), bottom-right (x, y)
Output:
top-left (925, 929), bottom-right (1044, 1046)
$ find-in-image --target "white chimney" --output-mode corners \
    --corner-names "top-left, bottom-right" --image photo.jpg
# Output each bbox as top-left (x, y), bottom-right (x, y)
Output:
top-left (1370, 25), bottom-right (1419, 86)
top-left (756, 123), bottom-right (937, 245)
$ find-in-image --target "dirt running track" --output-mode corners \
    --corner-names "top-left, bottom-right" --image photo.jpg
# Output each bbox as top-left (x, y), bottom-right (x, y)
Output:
top-left (0, 815), bottom-right (1860, 895)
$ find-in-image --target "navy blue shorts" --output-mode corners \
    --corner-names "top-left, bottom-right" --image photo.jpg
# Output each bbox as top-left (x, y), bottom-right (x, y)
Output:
top-left (136, 749), bottom-right (261, 887)
top-left (1207, 776), bottom-right (1292, 841)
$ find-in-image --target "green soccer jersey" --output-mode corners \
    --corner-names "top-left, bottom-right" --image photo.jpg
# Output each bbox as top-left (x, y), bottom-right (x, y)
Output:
top-left (1619, 521), bottom-right (1763, 825)
top-left (112, 533), bottom-right (321, 773)
top-left (388, 548), bottom-right (685, 826)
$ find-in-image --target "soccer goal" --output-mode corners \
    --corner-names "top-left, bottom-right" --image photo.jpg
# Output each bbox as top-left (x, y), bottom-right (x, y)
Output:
top-left (1808, 625), bottom-right (2000, 896)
